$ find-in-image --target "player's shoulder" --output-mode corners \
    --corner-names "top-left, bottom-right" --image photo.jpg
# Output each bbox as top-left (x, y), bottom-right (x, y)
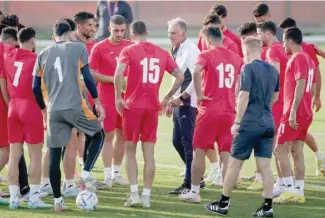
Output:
top-left (122, 39), bottom-right (133, 46)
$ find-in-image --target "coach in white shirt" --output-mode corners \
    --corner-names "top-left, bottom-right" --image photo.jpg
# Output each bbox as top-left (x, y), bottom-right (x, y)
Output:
top-left (167, 18), bottom-right (202, 195)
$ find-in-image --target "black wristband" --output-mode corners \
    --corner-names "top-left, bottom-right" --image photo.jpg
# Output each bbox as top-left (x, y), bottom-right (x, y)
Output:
top-left (234, 121), bottom-right (241, 125)
top-left (179, 95), bottom-right (184, 101)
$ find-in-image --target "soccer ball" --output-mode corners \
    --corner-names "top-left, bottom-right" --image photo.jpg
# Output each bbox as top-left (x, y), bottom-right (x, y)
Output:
top-left (76, 190), bottom-right (98, 211)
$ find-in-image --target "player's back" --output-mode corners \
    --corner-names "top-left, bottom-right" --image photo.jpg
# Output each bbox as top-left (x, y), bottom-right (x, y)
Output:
top-left (3, 46), bottom-right (37, 100)
top-left (122, 42), bottom-right (174, 109)
top-left (0, 42), bottom-right (6, 106)
top-left (35, 41), bottom-right (88, 112)
top-left (242, 60), bottom-right (279, 124)
top-left (199, 46), bottom-right (242, 113)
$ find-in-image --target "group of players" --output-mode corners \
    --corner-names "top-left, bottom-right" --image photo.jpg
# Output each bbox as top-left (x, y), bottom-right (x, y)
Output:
top-left (0, 2), bottom-right (324, 217)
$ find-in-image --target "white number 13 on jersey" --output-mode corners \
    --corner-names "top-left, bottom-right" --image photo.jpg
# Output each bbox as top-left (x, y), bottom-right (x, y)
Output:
top-left (140, 58), bottom-right (160, 84)
top-left (54, 57), bottom-right (63, 82)
top-left (216, 63), bottom-right (235, 88)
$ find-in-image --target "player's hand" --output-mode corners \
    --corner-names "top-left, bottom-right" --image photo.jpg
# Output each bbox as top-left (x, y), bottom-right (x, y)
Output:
top-left (313, 98), bottom-right (322, 112)
top-left (122, 78), bottom-right (127, 93)
top-left (115, 98), bottom-right (129, 116)
top-left (41, 108), bottom-right (47, 130)
top-left (95, 101), bottom-right (106, 122)
top-left (160, 97), bottom-right (170, 116)
top-left (313, 45), bottom-right (325, 59)
top-left (289, 111), bottom-right (299, 129)
top-left (197, 95), bottom-right (213, 106)
top-left (165, 106), bottom-right (173, 118)
top-left (231, 123), bottom-right (240, 135)
top-left (169, 98), bottom-right (182, 107)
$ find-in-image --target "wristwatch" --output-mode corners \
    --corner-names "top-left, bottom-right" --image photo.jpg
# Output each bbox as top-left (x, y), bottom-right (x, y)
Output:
top-left (234, 121), bottom-right (241, 125)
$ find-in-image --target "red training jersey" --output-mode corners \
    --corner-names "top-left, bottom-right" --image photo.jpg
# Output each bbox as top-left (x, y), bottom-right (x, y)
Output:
top-left (3, 46), bottom-right (37, 100)
top-left (283, 52), bottom-right (316, 117)
top-left (223, 28), bottom-right (243, 57)
top-left (89, 39), bottom-right (132, 105)
top-left (0, 43), bottom-right (7, 106)
top-left (265, 42), bottom-right (288, 104)
top-left (118, 42), bottom-right (178, 109)
top-left (301, 41), bottom-right (319, 67)
top-left (195, 46), bottom-right (243, 113)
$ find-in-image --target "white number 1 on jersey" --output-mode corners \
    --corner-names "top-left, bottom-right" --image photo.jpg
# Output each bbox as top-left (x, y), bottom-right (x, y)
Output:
top-left (54, 57), bottom-right (63, 82)
top-left (140, 58), bottom-right (160, 84)
top-left (13, 61), bottom-right (23, 87)
top-left (306, 68), bottom-right (314, 92)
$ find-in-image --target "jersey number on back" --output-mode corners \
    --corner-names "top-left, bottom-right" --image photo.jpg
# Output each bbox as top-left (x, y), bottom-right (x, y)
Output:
top-left (54, 57), bottom-right (63, 83)
top-left (140, 58), bottom-right (160, 84)
top-left (306, 68), bottom-right (314, 92)
top-left (216, 63), bottom-right (235, 88)
top-left (13, 61), bottom-right (23, 87)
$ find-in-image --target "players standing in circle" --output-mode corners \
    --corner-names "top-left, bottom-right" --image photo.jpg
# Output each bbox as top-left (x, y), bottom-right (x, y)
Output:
top-left (89, 15), bottom-right (131, 187)
top-left (178, 27), bottom-right (242, 203)
top-left (32, 20), bottom-right (105, 211)
top-left (205, 36), bottom-right (279, 217)
top-left (114, 20), bottom-right (184, 208)
top-left (273, 28), bottom-right (316, 204)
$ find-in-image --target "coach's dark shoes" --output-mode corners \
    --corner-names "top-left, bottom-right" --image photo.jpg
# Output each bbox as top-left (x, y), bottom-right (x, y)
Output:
top-left (169, 181), bottom-right (190, 195)
top-left (252, 206), bottom-right (274, 217)
top-left (204, 200), bottom-right (229, 216)
top-left (200, 180), bottom-right (206, 189)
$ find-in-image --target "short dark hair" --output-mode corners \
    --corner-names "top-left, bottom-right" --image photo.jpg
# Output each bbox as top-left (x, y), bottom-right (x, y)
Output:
top-left (204, 27), bottom-right (223, 40)
top-left (18, 23), bottom-right (25, 31)
top-left (258, 20), bottom-right (277, 36)
top-left (279, 17), bottom-right (296, 29)
top-left (110, 15), bottom-right (126, 25)
top-left (253, 3), bottom-right (270, 17)
top-left (18, 27), bottom-right (36, 43)
top-left (2, 14), bottom-right (19, 27)
top-left (210, 5), bottom-right (227, 18)
top-left (63, 18), bottom-right (76, 31)
top-left (284, 27), bottom-right (302, 45)
top-left (54, 20), bottom-right (71, 36)
top-left (203, 14), bottom-right (221, 26)
top-left (0, 27), bottom-right (18, 41)
top-left (238, 22), bottom-right (257, 36)
top-left (130, 20), bottom-right (147, 36)
top-left (74, 11), bottom-right (94, 24)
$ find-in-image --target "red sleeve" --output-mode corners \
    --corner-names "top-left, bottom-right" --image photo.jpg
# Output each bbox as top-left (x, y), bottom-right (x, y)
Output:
top-left (293, 55), bottom-right (308, 81)
top-left (165, 53), bottom-right (178, 74)
top-left (88, 45), bottom-right (101, 71)
top-left (306, 44), bottom-right (319, 67)
top-left (195, 53), bottom-right (207, 70)
top-left (261, 46), bottom-right (268, 61)
top-left (197, 36), bottom-right (203, 51)
top-left (229, 43), bottom-right (239, 56)
top-left (118, 47), bottom-right (130, 65)
top-left (266, 47), bottom-right (280, 63)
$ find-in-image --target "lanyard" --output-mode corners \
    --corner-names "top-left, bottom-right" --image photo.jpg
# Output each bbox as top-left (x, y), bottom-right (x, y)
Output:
top-left (108, 0), bottom-right (119, 17)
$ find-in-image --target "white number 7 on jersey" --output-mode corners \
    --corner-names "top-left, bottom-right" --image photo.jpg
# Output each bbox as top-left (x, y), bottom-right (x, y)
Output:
top-left (54, 57), bottom-right (63, 82)
top-left (13, 61), bottom-right (23, 87)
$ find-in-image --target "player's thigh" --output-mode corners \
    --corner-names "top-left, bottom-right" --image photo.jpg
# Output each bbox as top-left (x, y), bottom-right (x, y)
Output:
top-left (272, 102), bottom-right (283, 134)
top-left (7, 100), bottom-right (23, 144)
top-left (122, 108), bottom-right (143, 143)
top-left (47, 111), bottom-right (73, 148)
top-left (0, 104), bottom-right (9, 147)
top-left (296, 116), bottom-right (312, 142)
top-left (216, 113), bottom-right (235, 153)
top-left (193, 111), bottom-right (216, 151)
top-left (103, 103), bottom-right (119, 133)
top-left (69, 109), bottom-right (102, 137)
top-left (254, 127), bottom-right (275, 159)
top-left (140, 109), bottom-right (159, 143)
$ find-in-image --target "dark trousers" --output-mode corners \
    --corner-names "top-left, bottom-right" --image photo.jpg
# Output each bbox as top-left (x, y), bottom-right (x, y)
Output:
top-left (18, 154), bottom-right (29, 195)
top-left (172, 106), bottom-right (197, 183)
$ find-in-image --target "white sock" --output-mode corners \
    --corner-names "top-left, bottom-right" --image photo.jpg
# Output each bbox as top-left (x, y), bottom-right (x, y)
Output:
top-left (284, 177), bottom-right (295, 193)
top-left (255, 173), bottom-right (262, 182)
top-left (81, 170), bottom-right (91, 180)
top-left (277, 177), bottom-right (285, 186)
top-left (65, 179), bottom-right (74, 188)
top-left (130, 184), bottom-right (138, 193)
top-left (79, 157), bottom-right (84, 163)
top-left (104, 167), bottom-right (112, 179)
top-left (191, 184), bottom-right (200, 194)
top-left (210, 162), bottom-right (219, 171)
top-left (113, 165), bottom-right (121, 177)
top-left (295, 180), bottom-right (304, 196)
top-left (29, 184), bottom-right (40, 201)
top-left (142, 188), bottom-right (151, 196)
top-left (41, 178), bottom-right (50, 186)
top-left (9, 185), bottom-right (19, 202)
top-left (130, 185), bottom-right (139, 199)
top-left (315, 151), bottom-right (324, 160)
top-left (54, 196), bottom-right (63, 204)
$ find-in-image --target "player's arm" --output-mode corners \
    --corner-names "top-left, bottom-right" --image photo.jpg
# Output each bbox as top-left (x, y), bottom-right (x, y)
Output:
top-left (114, 63), bottom-right (127, 100)
top-left (91, 69), bottom-right (114, 83)
top-left (271, 71), bottom-right (280, 106)
top-left (164, 68), bottom-right (184, 100)
top-left (89, 45), bottom-right (114, 83)
top-left (266, 48), bottom-right (280, 72)
top-left (291, 79), bottom-right (306, 114)
top-left (313, 44), bottom-right (325, 59)
top-left (315, 66), bottom-right (322, 107)
top-left (193, 64), bottom-right (204, 99)
top-left (0, 77), bottom-right (9, 105)
top-left (32, 56), bottom-right (46, 110)
top-left (81, 64), bottom-right (99, 100)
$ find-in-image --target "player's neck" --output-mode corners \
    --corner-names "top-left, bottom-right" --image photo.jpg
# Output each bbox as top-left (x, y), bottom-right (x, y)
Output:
top-left (210, 41), bottom-right (223, 48)
top-left (108, 37), bottom-right (121, 45)
top-left (134, 36), bottom-right (147, 43)
top-left (249, 53), bottom-right (261, 62)
top-left (267, 37), bottom-right (277, 47)
top-left (222, 26), bottom-right (227, 32)
top-left (19, 45), bottom-right (32, 52)
top-left (291, 45), bottom-right (303, 55)
top-left (76, 32), bottom-right (90, 43)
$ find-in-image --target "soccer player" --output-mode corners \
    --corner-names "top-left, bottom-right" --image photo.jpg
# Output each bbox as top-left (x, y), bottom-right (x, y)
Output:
top-left (3, 27), bottom-right (52, 209)
top-left (255, 21), bottom-right (289, 196)
top-left (273, 28), bottom-right (316, 204)
top-left (63, 18), bottom-right (77, 40)
top-left (114, 20), bottom-right (184, 208)
top-left (210, 4), bottom-right (242, 57)
top-left (90, 15), bottom-right (131, 187)
top-left (178, 26), bottom-right (242, 203)
top-left (278, 18), bottom-right (325, 176)
top-left (198, 14), bottom-right (239, 55)
top-left (238, 22), bottom-right (258, 41)
top-left (252, 3), bottom-right (283, 42)
top-left (32, 20), bottom-right (105, 211)
top-left (205, 36), bottom-right (279, 217)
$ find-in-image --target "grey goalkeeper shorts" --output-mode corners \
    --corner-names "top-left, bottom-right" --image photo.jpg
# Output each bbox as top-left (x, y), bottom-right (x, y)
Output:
top-left (47, 109), bottom-right (102, 148)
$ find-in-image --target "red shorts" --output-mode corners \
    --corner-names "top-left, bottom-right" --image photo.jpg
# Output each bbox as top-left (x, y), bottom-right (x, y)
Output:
top-left (103, 103), bottom-right (122, 132)
top-left (8, 99), bottom-right (44, 144)
top-left (272, 102), bottom-right (283, 132)
top-left (193, 110), bottom-right (235, 152)
top-left (0, 103), bottom-right (8, 147)
top-left (122, 108), bottom-right (159, 144)
top-left (277, 114), bottom-right (312, 144)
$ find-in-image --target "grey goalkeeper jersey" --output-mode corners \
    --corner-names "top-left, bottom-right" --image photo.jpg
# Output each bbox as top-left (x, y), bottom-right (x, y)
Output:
top-left (33, 41), bottom-right (89, 112)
